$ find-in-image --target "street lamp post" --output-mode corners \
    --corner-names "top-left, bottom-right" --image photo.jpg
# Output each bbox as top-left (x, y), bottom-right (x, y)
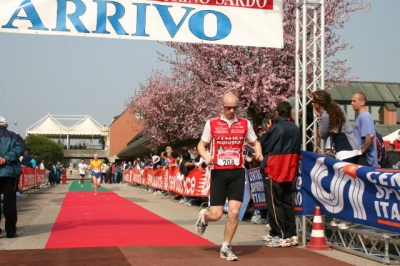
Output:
top-left (13, 120), bottom-right (18, 134)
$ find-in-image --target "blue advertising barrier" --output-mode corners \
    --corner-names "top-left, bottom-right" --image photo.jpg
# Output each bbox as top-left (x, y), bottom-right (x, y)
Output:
top-left (248, 168), bottom-right (267, 210)
top-left (295, 151), bottom-right (400, 233)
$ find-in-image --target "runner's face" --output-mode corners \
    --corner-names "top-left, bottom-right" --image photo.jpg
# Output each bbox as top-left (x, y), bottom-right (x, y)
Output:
top-left (222, 97), bottom-right (238, 120)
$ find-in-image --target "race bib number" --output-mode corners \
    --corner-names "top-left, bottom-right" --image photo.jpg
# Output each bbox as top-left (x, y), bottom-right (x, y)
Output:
top-left (217, 149), bottom-right (240, 167)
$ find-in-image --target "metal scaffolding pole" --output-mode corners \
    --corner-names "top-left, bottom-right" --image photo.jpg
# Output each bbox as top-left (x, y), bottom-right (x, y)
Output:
top-left (295, 0), bottom-right (325, 246)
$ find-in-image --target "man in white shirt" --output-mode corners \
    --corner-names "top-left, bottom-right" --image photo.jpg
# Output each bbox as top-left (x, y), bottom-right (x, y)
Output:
top-left (77, 159), bottom-right (87, 187)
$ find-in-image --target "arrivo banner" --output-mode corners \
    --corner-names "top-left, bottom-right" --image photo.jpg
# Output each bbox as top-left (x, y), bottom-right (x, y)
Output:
top-left (0, 0), bottom-right (283, 48)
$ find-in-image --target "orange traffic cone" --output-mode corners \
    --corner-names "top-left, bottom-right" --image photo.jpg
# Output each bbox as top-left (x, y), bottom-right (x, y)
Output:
top-left (306, 206), bottom-right (331, 250)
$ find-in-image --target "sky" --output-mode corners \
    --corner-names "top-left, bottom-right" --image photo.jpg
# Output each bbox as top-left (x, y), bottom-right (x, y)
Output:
top-left (0, 0), bottom-right (399, 136)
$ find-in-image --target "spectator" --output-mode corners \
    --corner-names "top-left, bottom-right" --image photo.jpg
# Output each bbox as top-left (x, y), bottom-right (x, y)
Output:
top-left (21, 151), bottom-right (32, 168)
top-left (161, 152), bottom-right (169, 168)
top-left (178, 149), bottom-right (196, 205)
top-left (115, 162), bottom-right (122, 184)
top-left (47, 162), bottom-right (56, 186)
top-left (30, 155), bottom-right (37, 169)
top-left (244, 140), bottom-right (268, 226)
top-left (375, 132), bottom-right (386, 168)
top-left (111, 163), bottom-right (116, 184)
top-left (61, 165), bottom-right (67, 184)
top-left (55, 161), bottom-right (61, 185)
top-left (260, 101), bottom-right (301, 248)
top-left (0, 115), bottom-right (25, 238)
top-left (193, 150), bottom-right (206, 169)
top-left (39, 160), bottom-right (45, 170)
top-left (178, 149), bottom-right (194, 178)
top-left (169, 151), bottom-right (179, 168)
top-left (386, 144), bottom-right (400, 168)
top-left (165, 146), bottom-right (172, 156)
top-left (351, 92), bottom-right (378, 167)
top-left (101, 161), bottom-right (108, 183)
top-left (256, 125), bottom-right (266, 138)
top-left (312, 90), bottom-right (364, 230)
top-left (312, 90), bottom-right (361, 163)
top-left (143, 156), bottom-right (152, 168)
top-left (135, 158), bottom-right (144, 169)
top-left (125, 161), bottom-right (133, 170)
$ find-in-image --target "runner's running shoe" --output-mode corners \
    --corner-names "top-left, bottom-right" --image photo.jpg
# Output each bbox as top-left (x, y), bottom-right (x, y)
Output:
top-left (195, 209), bottom-right (207, 235)
top-left (220, 246), bottom-right (238, 261)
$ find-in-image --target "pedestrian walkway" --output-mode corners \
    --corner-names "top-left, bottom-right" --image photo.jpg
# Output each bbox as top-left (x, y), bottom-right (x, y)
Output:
top-left (0, 181), bottom-right (383, 265)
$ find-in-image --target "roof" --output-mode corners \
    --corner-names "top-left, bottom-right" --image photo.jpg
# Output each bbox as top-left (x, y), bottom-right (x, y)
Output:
top-left (375, 124), bottom-right (400, 138)
top-left (68, 116), bottom-right (103, 135)
top-left (117, 134), bottom-right (151, 158)
top-left (26, 114), bottom-right (104, 137)
top-left (26, 114), bottom-right (68, 135)
top-left (329, 81), bottom-right (400, 105)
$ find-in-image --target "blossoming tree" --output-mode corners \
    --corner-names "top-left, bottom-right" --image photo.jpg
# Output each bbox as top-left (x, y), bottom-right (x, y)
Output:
top-left (128, 0), bottom-right (370, 147)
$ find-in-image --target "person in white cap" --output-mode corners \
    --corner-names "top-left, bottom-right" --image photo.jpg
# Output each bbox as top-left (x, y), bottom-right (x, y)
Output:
top-left (0, 116), bottom-right (25, 238)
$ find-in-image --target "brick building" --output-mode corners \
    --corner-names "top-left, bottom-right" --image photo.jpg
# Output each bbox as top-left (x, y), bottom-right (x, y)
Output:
top-left (108, 110), bottom-right (143, 162)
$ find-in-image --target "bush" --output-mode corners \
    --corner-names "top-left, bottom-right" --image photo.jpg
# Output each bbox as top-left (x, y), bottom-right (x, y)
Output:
top-left (25, 135), bottom-right (63, 164)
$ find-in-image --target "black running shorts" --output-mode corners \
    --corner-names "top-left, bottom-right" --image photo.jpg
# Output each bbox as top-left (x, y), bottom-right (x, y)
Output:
top-left (209, 168), bottom-right (245, 206)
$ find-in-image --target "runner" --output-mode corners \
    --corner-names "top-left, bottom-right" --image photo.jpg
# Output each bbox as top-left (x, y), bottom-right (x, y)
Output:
top-left (195, 92), bottom-right (263, 261)
top-left (69, 161), bottom-right (73, 176)
top-left (77, 159), bottom-right (87, 187)
top-left (88, 154), bottom-right (104, 195)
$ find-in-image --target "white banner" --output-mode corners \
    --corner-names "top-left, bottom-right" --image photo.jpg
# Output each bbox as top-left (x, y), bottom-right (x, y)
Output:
top-left (0, 0), bottom-right (283, 48)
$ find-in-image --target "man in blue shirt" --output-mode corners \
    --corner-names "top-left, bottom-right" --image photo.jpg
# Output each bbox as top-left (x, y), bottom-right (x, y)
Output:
top-left (351, 92), bottom-right (378, 167)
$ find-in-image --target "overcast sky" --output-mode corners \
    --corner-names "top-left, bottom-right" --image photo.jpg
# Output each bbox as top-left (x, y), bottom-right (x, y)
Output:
top-left (0, 0), bottom-right (399, 135)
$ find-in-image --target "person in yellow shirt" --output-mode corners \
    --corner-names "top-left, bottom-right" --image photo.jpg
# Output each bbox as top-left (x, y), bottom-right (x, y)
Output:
top-left (89, 154), bottom-right (104, 195)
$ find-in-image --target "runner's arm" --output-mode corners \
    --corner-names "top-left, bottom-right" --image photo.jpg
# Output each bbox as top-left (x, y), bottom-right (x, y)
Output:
top-left (248, 140), bottom-right (263, 162)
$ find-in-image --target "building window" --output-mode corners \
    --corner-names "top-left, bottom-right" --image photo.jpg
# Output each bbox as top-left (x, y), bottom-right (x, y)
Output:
top-left (344, 104), bottom-right (356, 121)
top-left (343, 104), bottom-right (382, 124)
top-left (135, 111), bottom-right (144, 120)
top-left (370, 106), bottom-right (381, 124)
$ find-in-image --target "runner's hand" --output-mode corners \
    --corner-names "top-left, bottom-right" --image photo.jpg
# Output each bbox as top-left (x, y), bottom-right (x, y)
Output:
top-left (253, 152), bottom-right (263, 162)
top-left (205, 155), bottom-right (213, 166)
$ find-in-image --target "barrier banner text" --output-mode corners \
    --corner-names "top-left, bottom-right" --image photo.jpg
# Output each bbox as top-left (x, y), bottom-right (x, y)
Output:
top-left (247, 167), bottom-right (267, 209)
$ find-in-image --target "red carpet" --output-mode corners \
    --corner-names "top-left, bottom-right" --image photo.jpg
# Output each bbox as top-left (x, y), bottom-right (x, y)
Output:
top-left (45, 192), bottom-right (214, 248)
